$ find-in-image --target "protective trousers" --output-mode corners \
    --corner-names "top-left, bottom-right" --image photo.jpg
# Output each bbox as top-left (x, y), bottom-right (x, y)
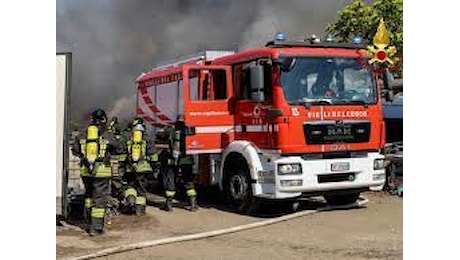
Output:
top-left (122, 171), bottom-right (148, 215)
top-left (82, 175), bottom-right (110, 233)
top-left (110, 160), bottom-right (125, 201)
top-left (163, 164), bottom-right (197, 210)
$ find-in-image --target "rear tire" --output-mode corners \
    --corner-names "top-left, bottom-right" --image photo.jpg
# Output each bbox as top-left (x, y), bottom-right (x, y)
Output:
top-left (223, 155), bottom-right (259, 214)
top-left (324, 192), bottom-right (360, 206)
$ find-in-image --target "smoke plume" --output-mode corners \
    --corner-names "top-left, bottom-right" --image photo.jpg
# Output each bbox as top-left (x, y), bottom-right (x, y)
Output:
top-left (56, 0), bottom-right (352, 128)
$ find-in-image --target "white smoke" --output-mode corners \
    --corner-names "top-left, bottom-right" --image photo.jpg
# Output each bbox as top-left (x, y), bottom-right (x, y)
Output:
top-left (107, 94), bottom-right (136, 123)
top-left (57, 0), bottom-right (353, 126)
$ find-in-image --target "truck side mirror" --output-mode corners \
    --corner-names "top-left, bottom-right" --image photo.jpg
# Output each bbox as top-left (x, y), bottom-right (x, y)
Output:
top-left (276, 57), bottom-right (296, 72)
top-left (381, 89), bottom-right (393, 102)
top-left (250, 64), bottom-right (265, 102)
top-left (228, 96), bottom-right (236, 115)
top-left (383, 70), bottom-right (395, 90)
top-left (380, 70), bottom-right (395, 102)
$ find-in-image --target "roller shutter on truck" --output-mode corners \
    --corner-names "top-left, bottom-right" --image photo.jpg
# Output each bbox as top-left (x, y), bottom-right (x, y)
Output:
top-left (56, 52), bottom-right (71, 217)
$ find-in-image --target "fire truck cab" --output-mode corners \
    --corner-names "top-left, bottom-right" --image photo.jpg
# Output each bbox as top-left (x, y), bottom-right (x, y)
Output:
top-left (136, 34), bottom-right (386, 212)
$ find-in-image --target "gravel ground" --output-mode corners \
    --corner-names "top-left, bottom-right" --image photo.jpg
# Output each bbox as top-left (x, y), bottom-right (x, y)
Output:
top-left (57, 192), bottom-right (402, 260)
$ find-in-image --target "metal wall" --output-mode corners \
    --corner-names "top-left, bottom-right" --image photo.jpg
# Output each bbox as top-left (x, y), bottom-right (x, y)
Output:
top-left (56, 53), bottom-right (71, 216)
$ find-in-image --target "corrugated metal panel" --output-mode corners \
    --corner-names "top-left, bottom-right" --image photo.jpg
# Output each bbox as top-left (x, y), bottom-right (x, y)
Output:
top-left (204, 50), bottom-right (235, 61)
top-left (149, 50), bottom-right (235, 71)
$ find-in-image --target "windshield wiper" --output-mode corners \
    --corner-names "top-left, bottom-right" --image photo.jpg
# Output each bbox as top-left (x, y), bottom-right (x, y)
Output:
top-left (310, 99), bottom-right (333, 105)
top-left (289, 98), bottom-right (332, 105)
top-left (289, 99), bottom-right (333, 108)
top-left (335, 100), bottom-right (369, 107)
top-left (289, 100), bottom-right (308, 106)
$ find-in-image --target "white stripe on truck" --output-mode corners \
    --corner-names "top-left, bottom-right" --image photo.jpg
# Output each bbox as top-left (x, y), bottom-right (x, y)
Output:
top-left (194, 125), bottom-right (279, 134)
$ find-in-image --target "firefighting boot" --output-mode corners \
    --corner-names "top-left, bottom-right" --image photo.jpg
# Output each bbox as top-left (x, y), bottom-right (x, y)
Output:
top-left (135, 205), bottom-right (145, 216)
top-left (135, 196), bottom-right (147, 216)
top-left (86, 222), bottom-right (93, 235)
top-left (88, 208), bottom-right (106, 236)
top-left (88, 222), bottom-right (105, 236)
top-left (88, 226), bottom-right (97, 236)
top-left (186, 188), bottom-right (198, 211)
top-left (188, 196), bottom-right (197, 212)
top-left (123, 187), bottom-right (137, 212)
top-left (88, 226), bottom-right (100, 236)
top-left (165, 197), bottom-right (173, 212)
top-left (88, 226), bottom-right (105, 236)
top-left (120, 194), bottom-right (136, 214)
top-left (126, 195), bottom-right (136, 207)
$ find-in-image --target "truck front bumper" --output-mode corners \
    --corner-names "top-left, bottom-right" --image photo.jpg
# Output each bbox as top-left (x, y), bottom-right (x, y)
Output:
top-left (253, 152), bottom-right (386, 199)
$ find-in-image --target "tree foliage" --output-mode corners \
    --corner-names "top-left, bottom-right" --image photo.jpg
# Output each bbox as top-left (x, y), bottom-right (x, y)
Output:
top-left (326, 0), bottom-right (403, 54)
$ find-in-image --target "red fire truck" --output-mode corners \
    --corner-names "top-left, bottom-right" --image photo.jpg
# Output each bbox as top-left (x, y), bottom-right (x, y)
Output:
top-left (135, 34), bottom-right (386, 212)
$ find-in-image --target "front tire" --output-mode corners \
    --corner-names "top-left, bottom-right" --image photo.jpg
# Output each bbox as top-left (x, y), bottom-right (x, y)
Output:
top-left (384, 162), bottom-right (398, 193)
top-left (223, 156), bottom-right (259, 214)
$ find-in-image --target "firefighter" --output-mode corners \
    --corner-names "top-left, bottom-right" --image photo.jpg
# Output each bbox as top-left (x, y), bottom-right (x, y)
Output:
top-left (157, 115), bottom-right (197, 212)
top-left (108, 116), bottom-right (122, 138)
top-left (115, 119), bottom-right (133, 204)
top-left (311, 61), bottom-right (335, 97)
top-left (107, 116), bottom-right (126, 210)
top-left (71, 109), bottom-right (124, 236)
top-left (120, 117), bottom-right (158, 216)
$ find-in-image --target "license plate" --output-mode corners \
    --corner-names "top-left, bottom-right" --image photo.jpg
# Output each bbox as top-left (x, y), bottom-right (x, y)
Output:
top-left (331, 162), bottom-right (350, 172)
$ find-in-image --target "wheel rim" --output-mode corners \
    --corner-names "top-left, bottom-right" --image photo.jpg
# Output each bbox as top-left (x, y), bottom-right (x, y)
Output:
top-left (229, 173), bottom-right (248, 201)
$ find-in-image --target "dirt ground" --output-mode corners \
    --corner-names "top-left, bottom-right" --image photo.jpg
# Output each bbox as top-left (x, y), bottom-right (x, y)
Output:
top-left (56, 191), bottom-right (402, 260)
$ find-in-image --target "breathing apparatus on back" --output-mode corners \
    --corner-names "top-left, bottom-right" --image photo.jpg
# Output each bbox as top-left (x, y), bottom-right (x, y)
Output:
top-left (85, 125), bottom-right (99, 170)
top-left (129, 117), bottom-right (146, 162)
top-left (82, 109), bottom-right (108, 171)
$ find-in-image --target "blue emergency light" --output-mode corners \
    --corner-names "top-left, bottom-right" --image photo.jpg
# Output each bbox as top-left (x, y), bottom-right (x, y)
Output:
top-left (352, 35), bottom-right (363, 44)
top-left (275, 32), bottom-right (287, 41)
top-left (325, 34), bottom-right (335, 42)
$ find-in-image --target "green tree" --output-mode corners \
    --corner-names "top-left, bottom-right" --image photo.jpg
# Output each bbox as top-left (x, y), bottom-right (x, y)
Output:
top-left (372, 0), bottom-right (403, 52)
top-left (326, 0), bottom-right (403, 74)
top-left (326, 0), bottom-right (376, 44)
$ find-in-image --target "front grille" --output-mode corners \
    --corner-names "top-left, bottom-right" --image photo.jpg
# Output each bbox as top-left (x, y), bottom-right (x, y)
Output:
top-left (301, 151), bottom-right (369, 160)
top-left (318, 173), bottom-right (355, 183)
top-left (304, 121), bottom-right (370, 144)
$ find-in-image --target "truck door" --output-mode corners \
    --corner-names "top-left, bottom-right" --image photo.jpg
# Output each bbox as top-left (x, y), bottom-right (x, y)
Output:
top-left (233, 61), bottom-right (275, 150)
top-left (183, 65), bottom-right (234, 153)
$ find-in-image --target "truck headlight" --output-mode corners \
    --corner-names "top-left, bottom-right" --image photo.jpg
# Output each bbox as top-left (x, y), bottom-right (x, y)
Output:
top-left (374, 159), bottom-right (385, 170)
top-left (278, 163), bottom-right (302, 175)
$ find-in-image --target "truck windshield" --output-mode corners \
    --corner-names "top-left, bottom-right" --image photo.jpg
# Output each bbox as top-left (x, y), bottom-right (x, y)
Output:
top-left (279, 57), bottom-right (377, 106)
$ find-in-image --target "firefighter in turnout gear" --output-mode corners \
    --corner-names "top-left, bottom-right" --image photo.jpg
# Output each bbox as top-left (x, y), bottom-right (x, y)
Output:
top-left (71, 109), bottom-right (124, 236)
top-left (107, 116), bottom-right (126, 208)
top-left (157, 115), bottom-right (197, 212)
top-left (120, 117), bottom-right (158, 216)
top-left (108, 116), bottom-right (122, 138)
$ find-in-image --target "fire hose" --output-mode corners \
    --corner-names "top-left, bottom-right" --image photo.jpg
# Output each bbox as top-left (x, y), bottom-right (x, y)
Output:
top-left (66, 197), bottom-right (369, 260)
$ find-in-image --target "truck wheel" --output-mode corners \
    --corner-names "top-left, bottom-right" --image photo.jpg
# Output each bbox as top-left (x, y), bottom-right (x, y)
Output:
top-left (384, 162), bottom-right (397, 193)
top-left (223, 156), bottom-right (258, 214)
top-left (324, 192), bottom-right (360, 206)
